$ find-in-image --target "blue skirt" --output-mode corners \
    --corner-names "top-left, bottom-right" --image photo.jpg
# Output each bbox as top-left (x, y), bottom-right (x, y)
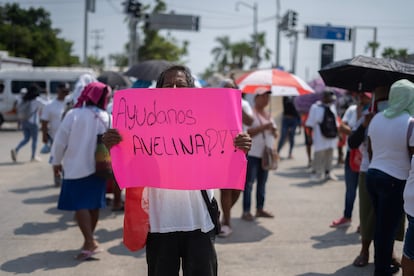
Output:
top-left (58, 174), bottom-right (106, 211)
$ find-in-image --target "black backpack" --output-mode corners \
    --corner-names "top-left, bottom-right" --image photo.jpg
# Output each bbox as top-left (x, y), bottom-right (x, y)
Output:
top-left (319, 105), bottom-right (338, 138)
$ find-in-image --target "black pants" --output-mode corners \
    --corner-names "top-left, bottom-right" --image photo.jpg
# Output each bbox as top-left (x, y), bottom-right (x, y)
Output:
top-left (146, 230), bottom-right (217, 276)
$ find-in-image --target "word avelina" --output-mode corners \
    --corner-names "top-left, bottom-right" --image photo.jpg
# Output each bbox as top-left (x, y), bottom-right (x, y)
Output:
top-left (132, 129), bottom-right (240, 157)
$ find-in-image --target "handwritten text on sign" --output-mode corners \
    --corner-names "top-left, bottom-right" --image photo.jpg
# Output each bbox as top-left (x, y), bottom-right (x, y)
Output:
top-left (110, 88), bottom-right (247, 190)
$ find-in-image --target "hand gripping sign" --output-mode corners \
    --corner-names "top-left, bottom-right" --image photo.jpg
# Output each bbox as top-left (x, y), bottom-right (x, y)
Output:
top-left (110, 88), bottom-right (247, 190)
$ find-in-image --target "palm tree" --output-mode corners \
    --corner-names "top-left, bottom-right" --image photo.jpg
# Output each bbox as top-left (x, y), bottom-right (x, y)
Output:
top-left (211, 36), bottom-right (232, 72)
top-left (382, 47), bottom-right (409, 61)
top-left (253, 32), bottom-right (272, 67)
top-left (365, 41), bottom-right (380, 57)
top-left (230, 41), bottom-right (253, 69)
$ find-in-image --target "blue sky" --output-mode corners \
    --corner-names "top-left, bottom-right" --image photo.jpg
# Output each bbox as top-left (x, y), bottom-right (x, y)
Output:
top-left (6, 0), bottom-right (414, 81)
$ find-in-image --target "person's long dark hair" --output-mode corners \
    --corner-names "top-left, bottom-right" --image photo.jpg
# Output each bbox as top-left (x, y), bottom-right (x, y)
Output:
top-left (22, 85), bottom-right (40, 102)
top-left (156, 65), bottom-right (195, 88)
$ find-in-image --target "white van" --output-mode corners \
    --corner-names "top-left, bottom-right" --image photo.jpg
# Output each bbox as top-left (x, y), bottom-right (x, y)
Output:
top-left (0, 67), bottom-right (96, 126)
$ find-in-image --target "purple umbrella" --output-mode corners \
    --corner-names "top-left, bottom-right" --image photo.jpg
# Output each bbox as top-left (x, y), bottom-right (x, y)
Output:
top-left (294, 78), bottom-right (346, 113)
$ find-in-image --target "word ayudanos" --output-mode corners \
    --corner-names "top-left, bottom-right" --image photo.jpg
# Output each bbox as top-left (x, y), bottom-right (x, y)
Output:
top-left (114, 98), bottom-right (196, 129)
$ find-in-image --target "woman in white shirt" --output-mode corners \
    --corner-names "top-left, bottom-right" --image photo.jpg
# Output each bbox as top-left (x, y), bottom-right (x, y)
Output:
top-left (51, 82), bottom-right (111, 261)
top-left (242, 87), bottom-right (277, 221)
top-left (366, 79), bottom-right (414, 275)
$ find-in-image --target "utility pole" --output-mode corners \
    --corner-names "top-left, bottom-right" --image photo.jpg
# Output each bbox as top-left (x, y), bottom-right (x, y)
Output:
top-left (275, 0), bottom-right (281, 67)
top-left (128, 16), bottom-right (139, 66)
top-left (83, 0), bottom-right (95, 67)
top-left (236, 1), bottom-right (258, 69)
top-left (90, 29), bottom-right (104, 58)
top-left (124, 0), bottom-right (142, 67)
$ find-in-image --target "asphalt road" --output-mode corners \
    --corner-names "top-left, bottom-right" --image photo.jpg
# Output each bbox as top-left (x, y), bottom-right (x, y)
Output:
top-left (0, 123), bottom-right (403, 276)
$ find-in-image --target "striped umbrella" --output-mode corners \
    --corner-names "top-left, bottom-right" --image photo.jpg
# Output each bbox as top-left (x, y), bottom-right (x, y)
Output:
top-left (236, 69), bottom-right (314, 96)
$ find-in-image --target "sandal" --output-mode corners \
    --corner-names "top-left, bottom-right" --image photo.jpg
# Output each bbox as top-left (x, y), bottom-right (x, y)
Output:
top-left (353, 254), bottom-right (369, 267)
top-left (75, 248), bottom-right (102, 261)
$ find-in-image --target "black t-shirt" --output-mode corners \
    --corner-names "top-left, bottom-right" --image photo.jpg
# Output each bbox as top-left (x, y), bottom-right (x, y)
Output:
top-left (283, 96), bottom-right (300, 118)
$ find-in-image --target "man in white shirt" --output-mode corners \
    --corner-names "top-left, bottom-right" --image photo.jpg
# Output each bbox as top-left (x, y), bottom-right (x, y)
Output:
top-left (41, 82), bottom-right (70, 186)
top-left (305, 91), bottom-right (339, 182)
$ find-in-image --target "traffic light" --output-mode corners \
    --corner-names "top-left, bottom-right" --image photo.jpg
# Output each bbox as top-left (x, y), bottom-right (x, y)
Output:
top-left (124, 0), bottom-right (142, 17)
top-left (288, 10), bottom-right (298, 29)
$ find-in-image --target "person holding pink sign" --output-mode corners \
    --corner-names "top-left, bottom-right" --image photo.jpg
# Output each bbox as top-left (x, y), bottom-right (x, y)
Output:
top-left (103, 65), bottom-right (252, 276)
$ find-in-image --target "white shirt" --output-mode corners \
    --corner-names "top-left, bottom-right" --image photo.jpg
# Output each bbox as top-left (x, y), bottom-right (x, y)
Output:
top-left (342, 105), bottom-right (358, 129)
top-left (248, 111), bottom-right (276, 158)
top-left (147, 188), bottom-right (214, 233)
top-left (50, 106), bottom-right (110, 179)
top-left (305, 102), bottom-right (338, 152)
top-left (40, 99), bottom-right (66, 139)
top-left (242, 98), bottom-right (253, 132)
top-left (368, 112), bottom-right (414, 180)
top-left (25, 98), bottom-right (45, 125)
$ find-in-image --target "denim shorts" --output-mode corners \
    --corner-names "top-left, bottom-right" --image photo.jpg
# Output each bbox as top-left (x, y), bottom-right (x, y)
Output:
top-left (404, 215), bottom-right (414, 259)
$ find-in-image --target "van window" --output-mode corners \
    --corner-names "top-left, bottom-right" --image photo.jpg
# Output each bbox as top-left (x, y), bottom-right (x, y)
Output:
top-left (0, 82), bottom-right (4, 94)
top-left (50, 81), bottom-right (75, 95)
top-left (11, 81), bottom-right (46, 94)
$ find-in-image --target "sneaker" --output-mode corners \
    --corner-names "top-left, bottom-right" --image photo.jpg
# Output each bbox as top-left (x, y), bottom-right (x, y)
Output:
top-left (218, 225), bottom-right (233, 238)
top-left (310, 173), bottom-right (324, 182)
top-left (11, 149), bottom-right (17, 162)
top-left (330, 217), bottom-right (351, 228)
top-left (256, 209), bottom-right (274, 218)
top-left (241, 212), bottom-right (254, 221)
top-left (326, 172), bottom-right (338, 181)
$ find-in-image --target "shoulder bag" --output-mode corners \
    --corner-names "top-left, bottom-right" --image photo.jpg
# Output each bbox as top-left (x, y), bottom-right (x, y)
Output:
top-left (93, 110), bottom-right (113, 180)
top-left (256, 112), bottom-right (278, 170)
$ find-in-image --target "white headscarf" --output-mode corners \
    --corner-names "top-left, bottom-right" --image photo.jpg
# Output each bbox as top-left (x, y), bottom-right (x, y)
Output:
top-left (70, 73), bottom-right (97, 105)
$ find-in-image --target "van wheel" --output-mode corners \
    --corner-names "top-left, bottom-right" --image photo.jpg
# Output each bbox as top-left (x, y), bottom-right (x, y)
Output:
top-left (0, 114), bottom-right (4, 127)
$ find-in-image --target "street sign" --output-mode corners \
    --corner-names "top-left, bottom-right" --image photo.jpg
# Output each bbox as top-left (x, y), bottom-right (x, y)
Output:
top-left (305, 25), bottom-right (351, 41)
top-left (145, 13), bottom-right (200, 31)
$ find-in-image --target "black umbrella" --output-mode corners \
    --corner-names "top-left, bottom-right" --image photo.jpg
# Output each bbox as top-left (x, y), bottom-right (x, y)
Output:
top-left (124, 59), bottom-right (173, 81)
top-left (318, 55), bottom-right (414, 91)
top-left (97, 71), bottom-right (131, 89)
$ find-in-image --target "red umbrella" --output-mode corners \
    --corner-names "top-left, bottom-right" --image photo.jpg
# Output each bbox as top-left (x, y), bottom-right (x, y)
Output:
top-left (236, 69), bottom-right (314, 96)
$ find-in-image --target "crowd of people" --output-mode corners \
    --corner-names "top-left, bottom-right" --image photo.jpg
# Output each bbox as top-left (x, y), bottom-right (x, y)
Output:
top-left (8, 63), bottom-right (414, 276)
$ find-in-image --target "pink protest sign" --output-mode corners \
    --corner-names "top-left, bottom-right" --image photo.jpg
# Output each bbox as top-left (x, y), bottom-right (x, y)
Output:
top-left (111, 88), bottom-right (247, 190)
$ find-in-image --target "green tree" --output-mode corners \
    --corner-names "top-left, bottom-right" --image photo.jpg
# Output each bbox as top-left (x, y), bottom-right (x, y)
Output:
top-left (211, 36), bottom-right (233, 72)
top-left (87, 56), bottom-right (104, 71)
top-left (365, 41), bottom-right (380, 57)
top-left (382, 47), bottom-right (409, 61)
top-left (109, 53), bottom-right (128, 70)
top-left (253, 32), bottom-right (272, 67)
top-left (0, 3), bottom-right (79, 66)
top-left (138, 0), bottom-right (188, 62)
top-left (230, 41), bottom-right (252, 70)
top-left (210, 32), bottom-right (271, 72)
